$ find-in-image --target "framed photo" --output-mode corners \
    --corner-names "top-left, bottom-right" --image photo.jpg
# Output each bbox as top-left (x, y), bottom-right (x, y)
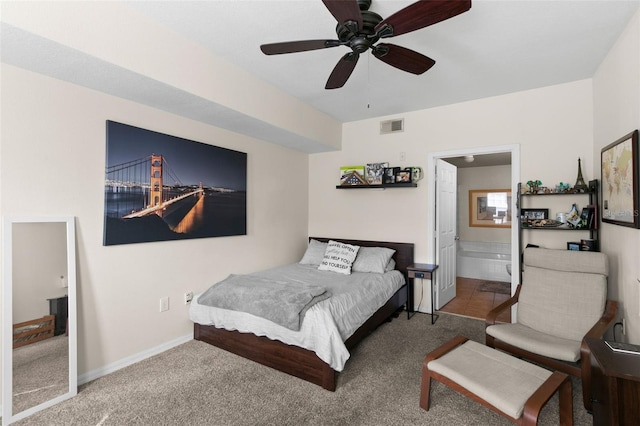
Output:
top-left (383, 167), bottom-right (399, 184)
top-left (601, 130), bottom-right (639, 228)
top-left (521, 208), bottom-right (549, 221)
top-left (365, 162), bottom-right (388, 185)
top-left (567, 242), bottom-right (581, 251)
top-left (469, 189), bottom-right (512, 228)
top-left (395, 170), bottom-right (411, 183)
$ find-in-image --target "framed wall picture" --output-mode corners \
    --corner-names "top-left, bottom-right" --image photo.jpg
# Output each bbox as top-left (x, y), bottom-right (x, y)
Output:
top-left (601, 130), bottom-right (639, 228)
top-left (103, 121), bottom-right (247, 246)
top-left (469, 189), bottom-right (512, 228)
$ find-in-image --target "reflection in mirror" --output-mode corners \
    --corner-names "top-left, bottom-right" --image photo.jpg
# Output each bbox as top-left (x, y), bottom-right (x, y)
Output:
top-left (2, 217), bottom-right (77, 425)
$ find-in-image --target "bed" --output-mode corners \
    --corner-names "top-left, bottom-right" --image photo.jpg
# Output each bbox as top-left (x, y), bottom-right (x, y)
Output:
top-left (13, 315), bottom-right (55, 349)
top-left (191, 237), bottom-right (414, 391)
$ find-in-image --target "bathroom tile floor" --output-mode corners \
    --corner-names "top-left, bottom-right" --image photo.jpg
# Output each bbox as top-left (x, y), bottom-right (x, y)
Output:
top-left (438, 277), bottom-right (512, 323)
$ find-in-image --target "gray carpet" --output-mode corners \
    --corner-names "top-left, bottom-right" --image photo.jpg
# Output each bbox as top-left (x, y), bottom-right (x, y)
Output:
top-left (12, 335), bottom-right (69, 414)
top-left (14, 313), bottom-right (591, 425)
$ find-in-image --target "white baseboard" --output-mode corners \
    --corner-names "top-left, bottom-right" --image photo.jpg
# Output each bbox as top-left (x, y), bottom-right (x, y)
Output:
top-left (78, 333), bottom-right (192, 385)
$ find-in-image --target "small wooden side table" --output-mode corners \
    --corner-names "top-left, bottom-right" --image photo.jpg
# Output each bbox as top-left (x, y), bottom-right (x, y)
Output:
top-left (586, 337), bottom-right (640, 425)
top-left (406, 263), bottom-right (439, 324)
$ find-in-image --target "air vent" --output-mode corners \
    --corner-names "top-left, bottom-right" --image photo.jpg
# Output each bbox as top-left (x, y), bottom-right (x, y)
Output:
top-left (380, 119), bottom-right (404, 135)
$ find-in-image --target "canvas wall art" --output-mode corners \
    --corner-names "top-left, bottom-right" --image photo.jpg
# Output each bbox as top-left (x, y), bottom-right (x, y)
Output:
top-left (104, 121), bottom-right (247, 245)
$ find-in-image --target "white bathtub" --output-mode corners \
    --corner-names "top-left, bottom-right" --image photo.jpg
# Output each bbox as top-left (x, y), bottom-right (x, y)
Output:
top-left (457, 241), bottom-right (512, 282)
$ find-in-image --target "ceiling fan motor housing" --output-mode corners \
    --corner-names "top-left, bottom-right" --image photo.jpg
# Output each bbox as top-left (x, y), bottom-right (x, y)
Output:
top-left (336, 10), bottom-right (383, 53)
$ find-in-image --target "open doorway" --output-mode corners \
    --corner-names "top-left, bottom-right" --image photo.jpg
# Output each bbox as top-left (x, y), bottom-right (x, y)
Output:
top-left (425, 145), bottom-right (521, 321)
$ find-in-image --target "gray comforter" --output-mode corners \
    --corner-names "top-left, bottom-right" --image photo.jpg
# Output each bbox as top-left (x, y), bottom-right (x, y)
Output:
top-left (197, 274), bottom-right (330, 331)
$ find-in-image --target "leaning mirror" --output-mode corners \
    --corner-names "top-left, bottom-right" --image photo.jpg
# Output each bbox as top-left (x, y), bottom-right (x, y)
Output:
top-left (2, 217), bottom-right (77, 425)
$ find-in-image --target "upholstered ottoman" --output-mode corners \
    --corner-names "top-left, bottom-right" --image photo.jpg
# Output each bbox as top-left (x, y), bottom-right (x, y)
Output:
top-left (420, 336), bottom-right (573, 425)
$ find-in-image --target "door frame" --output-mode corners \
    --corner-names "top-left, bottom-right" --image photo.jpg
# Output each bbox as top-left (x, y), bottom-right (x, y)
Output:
top-left (426, 144), bottom-right (521, 300)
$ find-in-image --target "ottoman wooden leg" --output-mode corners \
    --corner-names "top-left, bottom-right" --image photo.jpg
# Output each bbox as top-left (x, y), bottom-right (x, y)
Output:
top-left (522, 372), bottom-right (573, 426)
top-left (420, 335), bottom-right (469, 411)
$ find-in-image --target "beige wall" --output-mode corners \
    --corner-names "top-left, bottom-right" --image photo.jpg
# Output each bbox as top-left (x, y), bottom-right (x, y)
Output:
top-left (309, 79), bottom-right (594, 259)
top-left (0, 65), bottom-right (310, 379)
top-left (593, 9), bottom-right (640, 344)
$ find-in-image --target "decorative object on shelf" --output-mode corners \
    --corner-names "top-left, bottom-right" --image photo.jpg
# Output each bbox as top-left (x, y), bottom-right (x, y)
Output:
top-left (340, 165), bottom-right (367, 186)
top-left (556, 212), bottom-right (568, 224)
top-left (365, 162), bottom-right (388, 185)
top-left (578, 206), bottom-right (596, 229)
top-left (566, 203), bottom-right (581, 227)
top-left (383, 167), bottom-right (400, 184)
top-left (526, 180), bottom-right (542, 194)
top-left (567, 241), bottom-right (581, 251)
top-left (410, 167), bottom-right (423, 183)
top-left (555, 182), bottom-right (571, 193)
top-left (469, 189), bottom-right (511, 228)
top-left (574, 158), bottom-right (589, 192)
top-left (601, 129), bottom-right (639, 228)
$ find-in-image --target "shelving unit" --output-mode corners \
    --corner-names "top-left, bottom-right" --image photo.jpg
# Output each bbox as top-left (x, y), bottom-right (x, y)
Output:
top-left (336, 182), bottom-right (417, 189)
top-left (518, 179), bottom-right (599, 256)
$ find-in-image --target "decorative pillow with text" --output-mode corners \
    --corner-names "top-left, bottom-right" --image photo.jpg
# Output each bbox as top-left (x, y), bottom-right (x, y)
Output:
top-left (318, 240), bottom-right (360, 275)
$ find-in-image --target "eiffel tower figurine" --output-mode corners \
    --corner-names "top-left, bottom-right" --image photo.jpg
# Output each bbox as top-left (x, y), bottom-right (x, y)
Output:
top-left (574, 158), bottom-right (588, 192)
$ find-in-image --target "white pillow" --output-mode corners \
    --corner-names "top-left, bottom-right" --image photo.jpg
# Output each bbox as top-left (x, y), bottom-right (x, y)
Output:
top-left (299, 239), bottom-right (328, 265)
top-left (352, 246), bottom-right (396, 274)
top-left (318, 240), bottom-right (360, 275)
top-left (385, 258), bottom-right (396, 272)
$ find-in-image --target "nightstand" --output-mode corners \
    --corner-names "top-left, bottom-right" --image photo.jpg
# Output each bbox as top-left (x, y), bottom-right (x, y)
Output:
top-left (406, 263), bottom-right (439, 324)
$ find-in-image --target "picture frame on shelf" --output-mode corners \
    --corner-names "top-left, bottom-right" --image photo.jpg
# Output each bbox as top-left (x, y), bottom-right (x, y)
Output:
top-left (339, 165), bottom-right (367, 186)
top-left (395, 170), bottom-right (411, 183)
top-left (383, 167), bottom-right (399, 184)
top-left (469, 189), bottom-right (512, 228)
top-left (521, 208), bottom-right (549, 221)
top-left (567, 242), bottom-right (581, 251)
top-left (601, 130), bottom-right (639, 228)
top-left (365, 162), bottom-right (388, 185)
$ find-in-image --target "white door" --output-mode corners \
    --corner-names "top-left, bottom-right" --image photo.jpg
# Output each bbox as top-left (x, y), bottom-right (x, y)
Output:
top-left (435, 159), bottom-right (457, 308)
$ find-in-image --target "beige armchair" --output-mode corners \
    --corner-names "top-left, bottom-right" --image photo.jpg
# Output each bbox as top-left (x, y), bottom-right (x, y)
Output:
top-left (485, 247), bottom-right (617, 411)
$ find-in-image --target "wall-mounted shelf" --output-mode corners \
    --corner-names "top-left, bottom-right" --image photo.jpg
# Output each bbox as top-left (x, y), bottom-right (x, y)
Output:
top-left (336, 182), bottom-right (417, 189)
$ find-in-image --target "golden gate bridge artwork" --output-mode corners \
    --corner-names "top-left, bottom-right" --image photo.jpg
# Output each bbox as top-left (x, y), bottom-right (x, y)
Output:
top-left (103, 121), bottom-right (247, 246)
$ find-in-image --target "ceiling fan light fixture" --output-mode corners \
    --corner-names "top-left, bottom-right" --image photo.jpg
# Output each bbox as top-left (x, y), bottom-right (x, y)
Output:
top-left (464, 155), bottom-right (475, 163)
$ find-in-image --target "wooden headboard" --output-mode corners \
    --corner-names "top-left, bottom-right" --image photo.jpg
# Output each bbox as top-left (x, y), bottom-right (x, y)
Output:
top-left (309, 237), bottom-right (414, 275)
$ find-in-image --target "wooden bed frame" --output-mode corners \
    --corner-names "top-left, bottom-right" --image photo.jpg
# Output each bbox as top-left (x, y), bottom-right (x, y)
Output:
top-left (13, 315), bottom-right (56, 349)
top-left (194, 237), bottom-right (414, 391)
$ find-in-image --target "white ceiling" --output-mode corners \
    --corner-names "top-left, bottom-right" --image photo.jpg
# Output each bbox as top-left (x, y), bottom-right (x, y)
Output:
top-left (1, 1), bottom-right (638, 154)
top-left (125, 0), bottom-right (639, 123)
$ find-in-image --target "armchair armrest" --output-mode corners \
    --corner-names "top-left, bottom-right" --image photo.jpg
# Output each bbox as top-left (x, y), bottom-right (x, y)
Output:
top-left (583, 299), bottom-right (618, 340)
top-left (579, 299), bottom-right (617, 412)
top-left (485, 284), bottom-right (521, 326)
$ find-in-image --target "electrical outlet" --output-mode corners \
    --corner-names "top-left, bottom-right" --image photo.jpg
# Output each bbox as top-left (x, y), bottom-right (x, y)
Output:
top-left (400, 151), bottom-right (406, 161)
top-left (184, 291), bottom-right (194, 304)
top-left (159, 297), bottom-right (169, 312)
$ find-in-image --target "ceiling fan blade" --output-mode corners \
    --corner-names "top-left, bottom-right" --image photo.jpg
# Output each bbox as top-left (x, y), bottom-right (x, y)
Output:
top-left (372, 43), bottom-right (435, 75)
top-left (375, 0), bottom-right (471, 38)
top-left (322, 0), bottom-right (362, 31)
top-left (260, 40), bottom-right (341, 55)
top-left (325, 52), bottom-right (359, 89)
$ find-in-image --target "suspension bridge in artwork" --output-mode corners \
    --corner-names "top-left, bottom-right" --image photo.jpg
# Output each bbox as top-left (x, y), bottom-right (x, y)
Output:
top-left (105, 154), bottom-right (204, 220)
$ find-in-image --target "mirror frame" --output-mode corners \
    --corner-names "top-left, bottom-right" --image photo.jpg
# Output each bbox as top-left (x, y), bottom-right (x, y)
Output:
top-left (2, 216), bottom-right (77, 425)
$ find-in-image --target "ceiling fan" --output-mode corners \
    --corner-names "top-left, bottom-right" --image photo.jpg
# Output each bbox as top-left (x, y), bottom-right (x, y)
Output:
top-left (260, 0), bottom-right (472, 89)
